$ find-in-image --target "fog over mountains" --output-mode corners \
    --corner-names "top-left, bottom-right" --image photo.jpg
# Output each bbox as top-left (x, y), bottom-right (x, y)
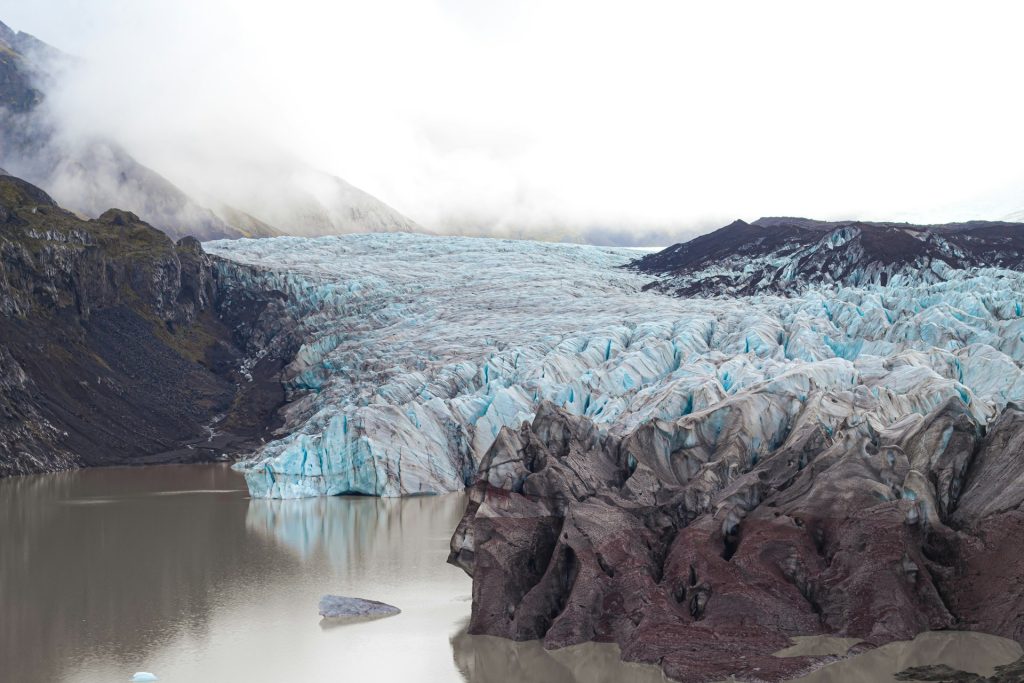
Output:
top-left (0, 20), bottom-right (421, 241)
top-left (3, 7), bottom-right (1023, 246)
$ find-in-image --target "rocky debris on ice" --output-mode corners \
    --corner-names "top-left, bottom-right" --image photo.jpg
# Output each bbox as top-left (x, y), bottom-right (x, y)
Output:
top-left (318, 595), bottom-right (400, 620)
top-left (449, 399), bottom-right (1024, 682)
top-left (206, 233), bottom-right (1024, 501)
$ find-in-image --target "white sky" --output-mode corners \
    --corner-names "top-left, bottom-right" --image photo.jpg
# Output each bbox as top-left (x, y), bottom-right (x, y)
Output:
top-left (3, 0), bottom-right (1024, 239)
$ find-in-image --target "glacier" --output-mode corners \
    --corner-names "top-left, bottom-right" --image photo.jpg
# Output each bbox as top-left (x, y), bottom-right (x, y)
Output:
top-left (205, 233), bottom-right (1024, 498)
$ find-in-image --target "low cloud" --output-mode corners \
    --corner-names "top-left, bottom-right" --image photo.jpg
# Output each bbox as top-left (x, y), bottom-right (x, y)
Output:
top-left (4, 0), bottom-right (1024, 244)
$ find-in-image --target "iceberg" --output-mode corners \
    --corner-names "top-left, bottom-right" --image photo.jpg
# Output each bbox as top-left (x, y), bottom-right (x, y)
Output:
top-left (318, 595), bottom-right (400, 620)
top-left (205, 233), bottom-right (1024, 498)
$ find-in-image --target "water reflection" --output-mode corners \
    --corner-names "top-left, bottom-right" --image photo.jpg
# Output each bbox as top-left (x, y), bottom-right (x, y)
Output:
top-left (245, 493), bottom-right (468, 575)
top-left (773, 636), bottom-right (862, 658)
top-left (0, 465), bottom-right (473, 683)
top-left (785, 631), bottom-right (1023, 682)
top-left (450, 628), bottom-right (1024, 683)
top-left (452, 629), bottom-right (672, 683)
top-left (4, 465), bottom-right (1018, 683)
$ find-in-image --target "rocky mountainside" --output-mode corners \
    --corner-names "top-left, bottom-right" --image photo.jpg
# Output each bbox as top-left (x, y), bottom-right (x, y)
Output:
top-left (0, 174), bottom-right (294, 476)
top-left (0, 21), bottom-right (251, 241)
top-left (0, 19), bottom-right (421, 241)
top-left (0, 24), bottom-right (42, 114)
top-left (633, 217), bottom-right (1024, 296)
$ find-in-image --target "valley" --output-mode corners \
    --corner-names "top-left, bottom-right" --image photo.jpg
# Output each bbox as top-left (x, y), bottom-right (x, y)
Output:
top-left (5, 170), bottom-right (1024, 679)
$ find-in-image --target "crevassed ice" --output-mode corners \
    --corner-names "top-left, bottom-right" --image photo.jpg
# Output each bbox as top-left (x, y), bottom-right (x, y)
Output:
top-left (205, 233), bottom-right (1024, 498)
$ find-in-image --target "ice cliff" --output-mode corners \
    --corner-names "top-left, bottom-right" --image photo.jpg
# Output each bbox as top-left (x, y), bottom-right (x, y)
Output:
top-left (206, 232), bottom-right (1024, 499)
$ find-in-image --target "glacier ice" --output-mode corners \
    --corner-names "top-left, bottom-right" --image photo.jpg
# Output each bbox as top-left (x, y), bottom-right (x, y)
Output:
top-left (205, 233), bottom-right (1024, 498)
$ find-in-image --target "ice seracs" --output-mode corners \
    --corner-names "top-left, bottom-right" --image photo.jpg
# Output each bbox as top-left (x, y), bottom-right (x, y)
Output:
top-left (205, 232), bottom-right (1024, 499)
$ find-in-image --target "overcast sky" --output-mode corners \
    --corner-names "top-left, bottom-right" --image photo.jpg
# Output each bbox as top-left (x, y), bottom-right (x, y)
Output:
top-left (3, 0), bottom-right (1024, 239)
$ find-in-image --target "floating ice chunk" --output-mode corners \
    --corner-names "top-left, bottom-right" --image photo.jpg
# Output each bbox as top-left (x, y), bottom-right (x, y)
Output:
top-left (131, 674), bottom-right (158, 682)
top-left (318, 595), bottom-right (401, 619)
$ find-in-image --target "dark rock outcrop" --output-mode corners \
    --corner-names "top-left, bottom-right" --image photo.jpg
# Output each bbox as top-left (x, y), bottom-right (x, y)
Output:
top-left (0, 174), bottom-right (295, 476)
top-left (451, 398), bottom-right (1024, 681)
top-left (633, 217), bottom-right (1024, 297)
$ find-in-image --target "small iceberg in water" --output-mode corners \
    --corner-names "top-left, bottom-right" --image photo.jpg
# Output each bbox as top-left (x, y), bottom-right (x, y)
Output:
top-left (318, 595), bottom-right (400, 620)
top-left (131, 674), bottom-right (158, 682)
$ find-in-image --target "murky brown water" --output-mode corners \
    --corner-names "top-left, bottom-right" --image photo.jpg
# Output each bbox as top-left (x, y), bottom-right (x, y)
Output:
top-left (1, 464), bottom-right (1018, 683)
top-left (0, 464), bottom-right (472, 683)
top-left (0, 464), bottom-right (667, 683)
top-left (783, 631), bottom-right (1022, 682)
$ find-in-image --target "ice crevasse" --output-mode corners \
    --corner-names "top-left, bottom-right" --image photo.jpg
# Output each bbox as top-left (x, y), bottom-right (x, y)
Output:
top-left (204, 233), bottom-right (1024, 498)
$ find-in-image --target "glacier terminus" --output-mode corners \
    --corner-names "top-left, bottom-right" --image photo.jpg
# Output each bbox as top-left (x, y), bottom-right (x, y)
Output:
top-left (204, 232), bottom-right (1024, 499)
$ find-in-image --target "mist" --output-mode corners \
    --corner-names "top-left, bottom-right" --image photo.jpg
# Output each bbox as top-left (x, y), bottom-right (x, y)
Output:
top-left (3, 0), bottom-right (1024, 244)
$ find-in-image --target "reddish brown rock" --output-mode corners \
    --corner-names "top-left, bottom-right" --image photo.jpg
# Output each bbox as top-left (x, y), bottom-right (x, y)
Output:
top-left (450, 400), bottom-right (1024, 682)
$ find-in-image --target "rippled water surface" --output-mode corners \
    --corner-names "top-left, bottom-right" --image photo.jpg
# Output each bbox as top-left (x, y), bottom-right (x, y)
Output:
top-left (2, 464), bottom-right (1018, 683)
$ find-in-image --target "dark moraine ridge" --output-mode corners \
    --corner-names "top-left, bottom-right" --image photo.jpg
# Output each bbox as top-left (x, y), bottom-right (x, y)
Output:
top-left (0, 174), bottom-right (296, 477)
top-left (450, 400), bottom-right (1024, 682)
top-left (633, 217), bottom-right (1024, 297)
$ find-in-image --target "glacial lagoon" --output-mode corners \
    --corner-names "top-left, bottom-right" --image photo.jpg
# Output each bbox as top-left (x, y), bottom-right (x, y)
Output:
top-left (1, 464), bottom-right (1018, 683)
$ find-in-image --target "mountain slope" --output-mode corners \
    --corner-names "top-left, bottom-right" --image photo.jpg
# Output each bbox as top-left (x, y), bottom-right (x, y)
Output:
top-left (0, 26), bottom-right (41, 113)
top-left (0, 21), bottom-right (249, 240)
top-left (202, 164), bottom-right (422, 237)
top-left (0, 174), bottom-right (292, 476)
top-left (634, 216), bottom-right (1024, 296)
top-left (0, 19), bottom-right (420, 241)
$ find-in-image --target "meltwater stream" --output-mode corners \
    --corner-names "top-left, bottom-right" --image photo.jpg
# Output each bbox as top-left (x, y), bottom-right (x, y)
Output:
top-left (1, 464), bottom-right (1019, 683)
